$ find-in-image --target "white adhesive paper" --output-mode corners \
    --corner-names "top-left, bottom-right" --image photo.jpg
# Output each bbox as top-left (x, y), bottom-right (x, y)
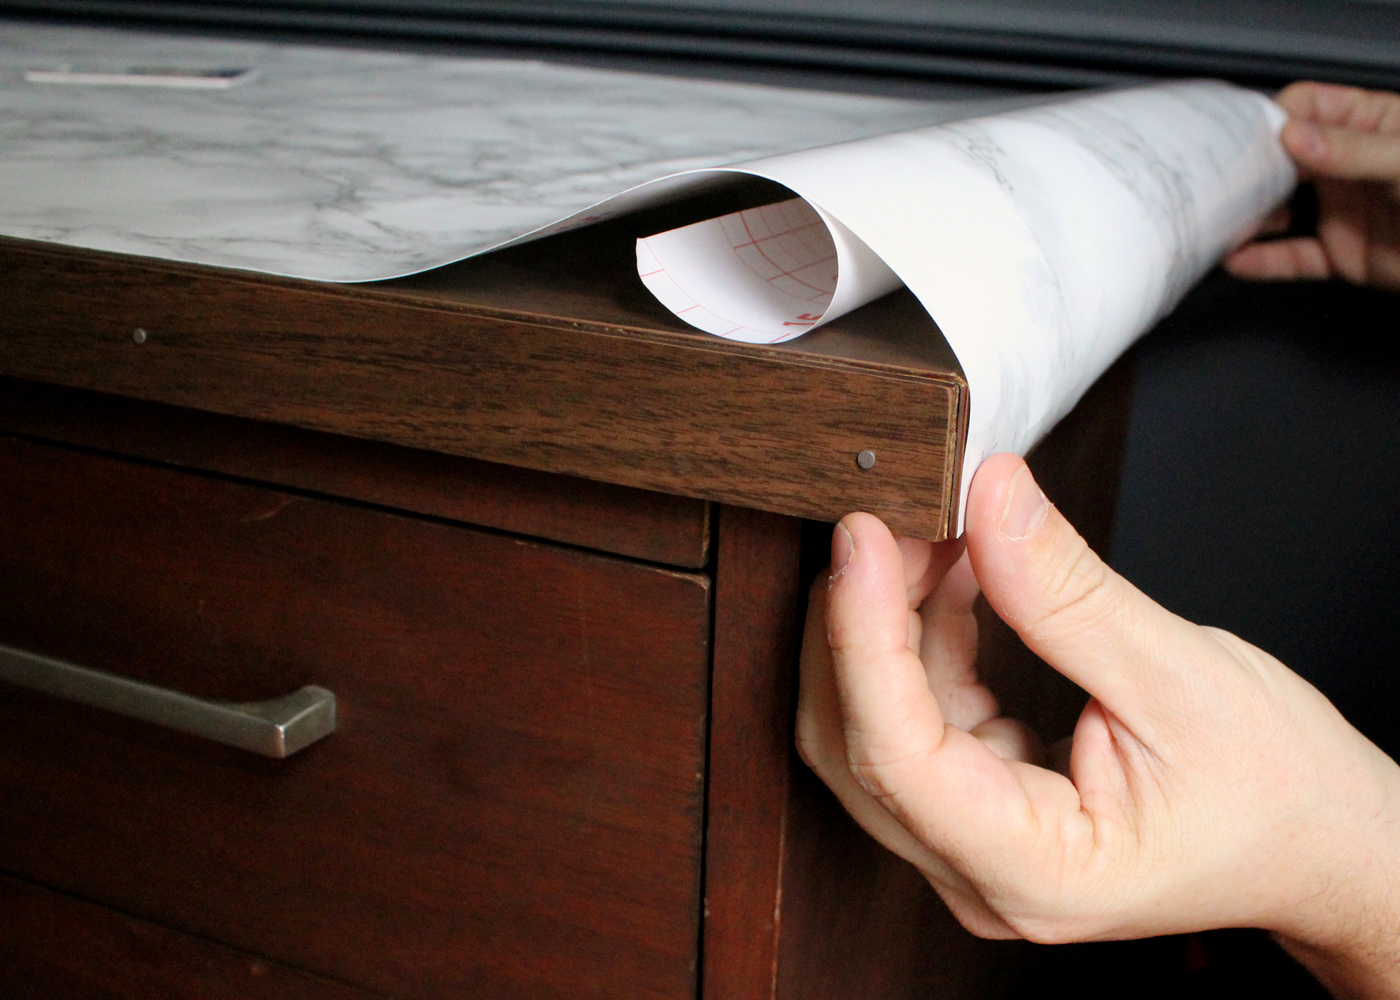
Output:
top-left (0, 22), bottom-right (984, 279)
top-left (636, 198), bottom-right (901, 340)
top-left (631, 82), bottom-right (1297, 529)
top-left (1, 24), bottom-right (1297, 531)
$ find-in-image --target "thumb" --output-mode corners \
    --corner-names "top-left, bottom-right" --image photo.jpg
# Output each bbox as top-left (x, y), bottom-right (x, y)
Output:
top-left (825, 513), bottom-right (948, 774)
top-left (826, 511), bottom-right (1048, 868)
top-left (1282, 119), bottom-right (1400, 183)
top-left (964, 454), bottom-right (1212, 731)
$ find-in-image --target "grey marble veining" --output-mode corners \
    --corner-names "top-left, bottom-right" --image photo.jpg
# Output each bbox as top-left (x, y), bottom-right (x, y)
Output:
top-left (0, 22), bottom-right (972, 280)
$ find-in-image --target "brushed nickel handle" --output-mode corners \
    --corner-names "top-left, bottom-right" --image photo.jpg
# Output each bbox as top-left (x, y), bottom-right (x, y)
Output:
top-left (0, 643), bottom-right (335, 758)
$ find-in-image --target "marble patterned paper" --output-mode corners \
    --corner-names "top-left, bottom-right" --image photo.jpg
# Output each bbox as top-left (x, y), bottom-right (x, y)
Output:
top-left (0, 22), bottom-right (974, 280)
top-left (0, 24), bottom-right (1298, 533)
top-left (628, 80), bottom-right (1296, 528)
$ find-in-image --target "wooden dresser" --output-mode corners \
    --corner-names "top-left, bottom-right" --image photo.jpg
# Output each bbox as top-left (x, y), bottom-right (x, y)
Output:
top-left (0, 194), bottom-right (1129, 999)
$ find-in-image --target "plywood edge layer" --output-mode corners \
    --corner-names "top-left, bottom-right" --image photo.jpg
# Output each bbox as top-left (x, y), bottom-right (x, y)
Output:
top-left (0, 239), bottom-right (964, 539)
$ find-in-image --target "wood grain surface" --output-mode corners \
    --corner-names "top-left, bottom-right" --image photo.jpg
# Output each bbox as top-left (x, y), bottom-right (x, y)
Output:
top-left (701, 506), bottom-right (805, 1000)
top-left (0, 436), bottom-right (711, 1000)
top-left (0, 874), bottom-right (377, 1000)
top-left (0, 376), bottom-right (712, 568)
top-left (700, 506), bottom-right (1015, 1000)
top-left (0, 212), bottom-right (965, 539)
top-left (701, 356), bottom-right (1136, 1000)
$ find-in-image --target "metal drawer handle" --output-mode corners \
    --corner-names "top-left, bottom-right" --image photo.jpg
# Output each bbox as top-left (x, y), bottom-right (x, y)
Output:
top-left (0, 643), bottom-right (335, 758)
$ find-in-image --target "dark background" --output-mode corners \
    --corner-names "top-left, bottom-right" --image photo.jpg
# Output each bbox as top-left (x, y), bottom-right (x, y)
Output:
top-left (1028, 272), bottom-right (1400, 1000)
top-left (1114, 273), bottom-right (1400, 765)
top-left (6, 1), bottom-right (1399, 995)
top-left (4, 0), bottom-right (1400, 90)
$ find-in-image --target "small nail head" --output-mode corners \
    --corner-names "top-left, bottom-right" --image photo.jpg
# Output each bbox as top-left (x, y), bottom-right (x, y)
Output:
top-left (132, 328), bottom-right (148, 344)
top-left (856, 449), bottom-right (877, 470)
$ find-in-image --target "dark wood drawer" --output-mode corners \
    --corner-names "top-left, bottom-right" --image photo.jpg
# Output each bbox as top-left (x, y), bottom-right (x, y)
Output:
top-left (0, 873), bottom-right (379, 999)
top-left (0, 377), bottom-right (713, 570)
top-left (0, 436), bottom-right (711, 999)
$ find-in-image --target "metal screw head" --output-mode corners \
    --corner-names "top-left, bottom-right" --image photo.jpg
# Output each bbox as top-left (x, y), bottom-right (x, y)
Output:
top-left (856, 449), bottom-right (877, 470)
top-left (132, 328), bottom-right (148, 344)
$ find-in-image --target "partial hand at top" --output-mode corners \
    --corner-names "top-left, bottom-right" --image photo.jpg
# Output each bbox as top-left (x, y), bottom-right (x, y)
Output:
top-left (1225, 81), bottom-right (1400, 290)
top-left (797, 454), bottom-right (1400, 998)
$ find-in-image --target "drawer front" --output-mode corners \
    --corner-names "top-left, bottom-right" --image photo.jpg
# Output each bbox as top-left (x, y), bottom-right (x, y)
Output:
top-left (0, 872), bottom-right (378, 999)
top-left (0, 376), bottom-right (714, 569)
top-left (0, 436), bottom-right (710, 999)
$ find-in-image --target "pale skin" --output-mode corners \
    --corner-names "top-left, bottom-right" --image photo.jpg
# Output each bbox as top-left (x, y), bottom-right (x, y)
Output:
top-left (799, 83), bottom-right (1400, 999)
top-left (1225, 81), bottom-right (1400, 289)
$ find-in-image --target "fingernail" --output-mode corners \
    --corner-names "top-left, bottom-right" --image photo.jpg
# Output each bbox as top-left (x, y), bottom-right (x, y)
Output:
top-left (829, 521), bottom-right (854, 582)
top-left (999, 466), bottom-right (1049, 540)
top-left (1286, 120), bottom-right (1328, 163)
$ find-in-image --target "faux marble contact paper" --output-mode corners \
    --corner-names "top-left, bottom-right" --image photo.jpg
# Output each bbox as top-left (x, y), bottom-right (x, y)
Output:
top-left (0, 22), bottom-right (976, 280)
top-left (1, 24), bottom-right (1297, 534)
top-left (630, 81), bottom-right (1297, 527)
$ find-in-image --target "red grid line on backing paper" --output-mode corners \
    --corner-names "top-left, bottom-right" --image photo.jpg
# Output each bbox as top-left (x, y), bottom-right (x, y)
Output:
top-left (762, 256), bottom-right (837, 301)
top-left (736, 209), bottom-right (835, 299)
top-left (728, 219), bottom-right (825, 250)
top-left (736, 213), bottom-right (833, 297)
top-left (637, 218), bottom-right (824, 346)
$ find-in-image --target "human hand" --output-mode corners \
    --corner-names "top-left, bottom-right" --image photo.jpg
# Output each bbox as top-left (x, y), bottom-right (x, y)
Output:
top-left (797, 453), bottom-right (1400, 997)
top-left (1225, 81), bottom-right (1400, 290)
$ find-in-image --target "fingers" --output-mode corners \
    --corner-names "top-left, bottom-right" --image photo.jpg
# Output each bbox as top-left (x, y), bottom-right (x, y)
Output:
top-left (824, 513), bottom-right (949, 773)
top-left (919, 551), bottom-right (999, 731)
top-left (796, 537), bottom-right (1018, 933)
top-left (1234, 82), bottom-right (1400, 291)
top-left (796, 572), bottom-right (968, 884)
top-left (900, 533), bottom-right (968, 672)
top-left (1275, 83), bottom-right (1400, 188)
top-left (824, 513), bottom-right (1063, 864)
top-left (964, 454), bottom-right (1212, 733)
top-left (1226, 180), bottom-right (1400, 288)
top-left (971, 716), bottom-right (1045, 766)
top-left (1223, 236), bottom-right (1333, 281)
top-left (1282, 120), bottom-right (1400, 184)
top-left (1314, 180), bottom-right (1383, 286)
top-left (897, 532), bottom-right (965, 611)
top-left (1276, 82), bottom-right (1400, 133)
